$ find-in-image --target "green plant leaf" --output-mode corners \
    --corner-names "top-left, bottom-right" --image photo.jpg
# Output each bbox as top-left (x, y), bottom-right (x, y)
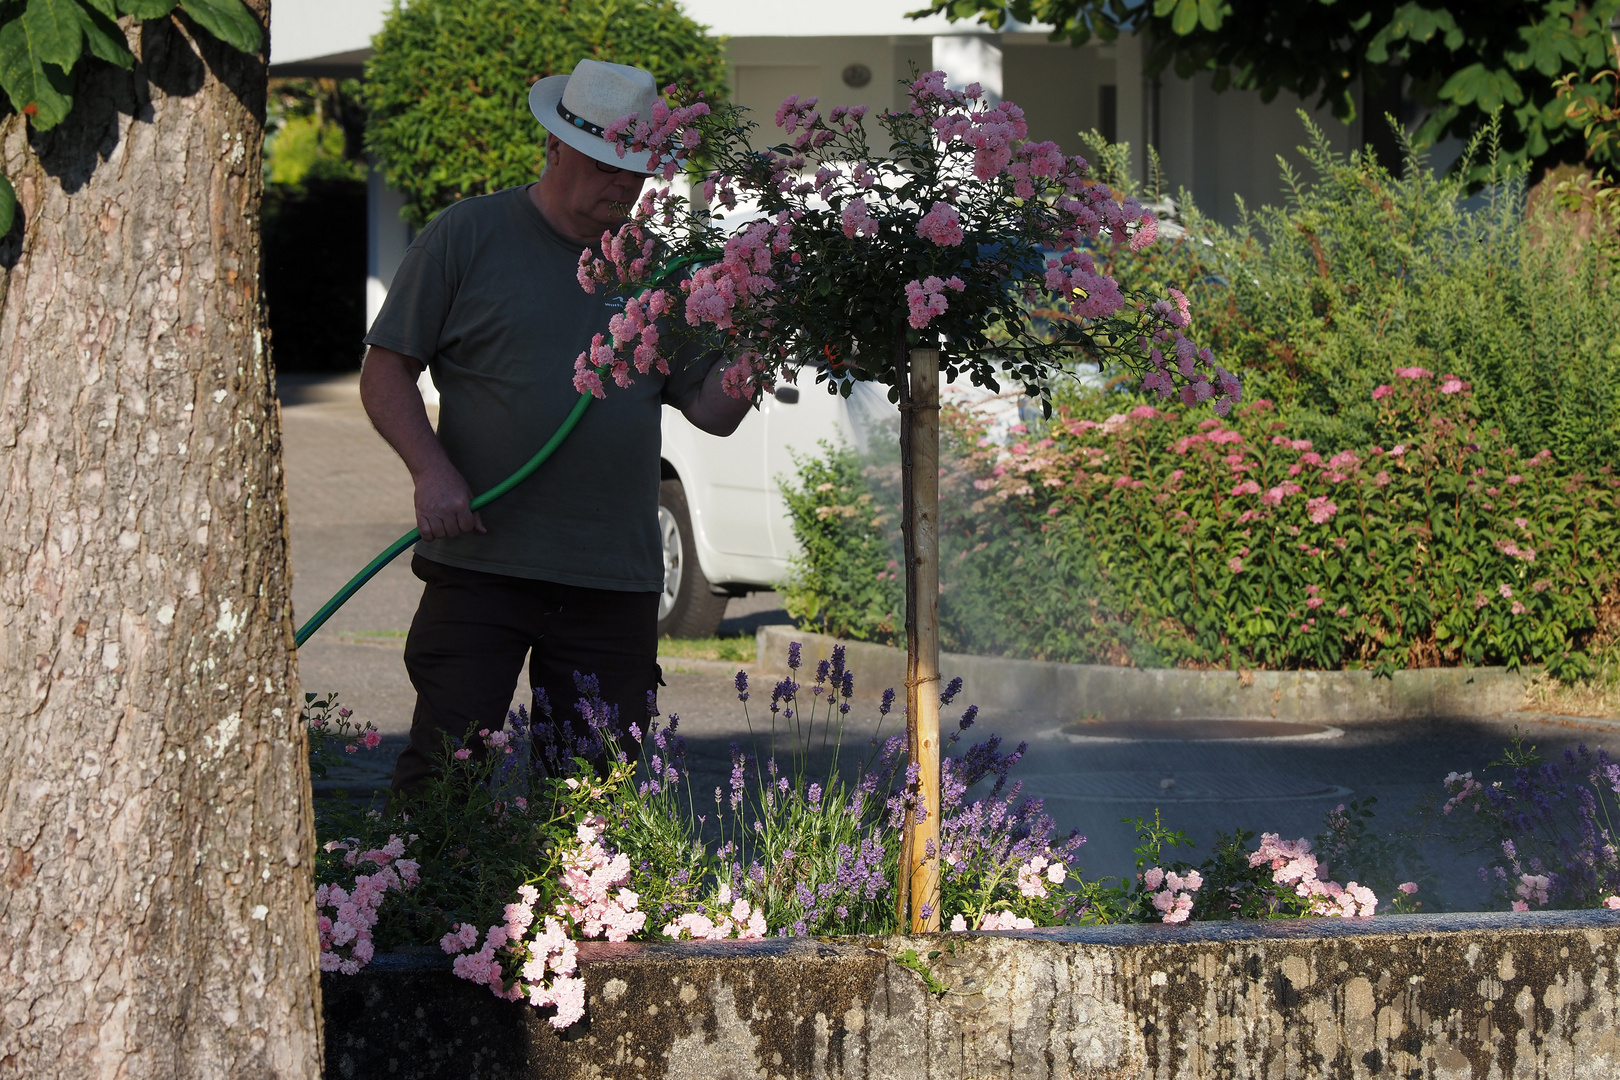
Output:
top-left (178, 0), bottom-right (261, 53)
top-left (79, 0), bottom-right (116, 17)
top-left (0, 173), bottom-right (15, 235)
top-left (22, 0), bottom-right (82, 72)
top-left (116, 0), bottom-right (177, 17)
top-left (0, 14), bottom-right (75, 128)
top-left (74, 0), bottom-right (132, 68)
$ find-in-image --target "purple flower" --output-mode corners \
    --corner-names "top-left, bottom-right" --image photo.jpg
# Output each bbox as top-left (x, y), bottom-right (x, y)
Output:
top-left (880, 688), bottom-right (896, 715)
top-left (940, 676), bottom-right (963, 705)
top-left (735, 670), bottom-right (749, 702)
top-left (787, 641), bottom-right (802, 670)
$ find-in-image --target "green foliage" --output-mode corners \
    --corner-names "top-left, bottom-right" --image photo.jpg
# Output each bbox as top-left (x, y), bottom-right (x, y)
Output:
top-left (361, 0), bottom-right (728, 228)
top-left (1116, 120), bottom-right (1620, 466)
top-left (656, 634), bottom-right (754, 662)
top-left (266, 78), bottom-right (365, 186)
top-left (0, 0), bottom-right (262, 230)
top-left (913, 0), bottom-right (1620, 178)
top-left (0, 0), bottom-right (260, 129)
top-left (779, 441), bottom-right (904, 645)
top-left (790, 373), bottom-right (1620, 674)
top-left (941, 378), bottom-right (1619, 676)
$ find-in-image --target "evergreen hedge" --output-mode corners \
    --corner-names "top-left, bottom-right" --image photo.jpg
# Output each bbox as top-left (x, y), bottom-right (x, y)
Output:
top-left (361, 0), bottom-right (729, 228)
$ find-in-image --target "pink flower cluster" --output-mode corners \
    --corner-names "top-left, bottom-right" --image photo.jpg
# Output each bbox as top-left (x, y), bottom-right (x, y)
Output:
top-left (441, 885), bottom-right (586, 1027)
top-left (1015, 854), bottom-right (1067, 898)
top-left (1512, 872), bottom-right (1551, 911)
top-left (317, 835), bottom-right (420, 975)
top-left (1143, 866), bottom-right (1202, 923)
top-left (555, 816), bottom-right (649, 941)
top-left (905, 274), bottom-right (965, 329)
top-left (660, 883), bottom-right (767, 940)
top-left (443, 815), bottom-right (646, 1028)
top-left (1249, 833), bottom-right (1378, 917)
top-left (955, 910), bottom-right (1036, 931)
top-left (916, 201), bottom-right (964, 246)
top-left (602, 94), bottom-right (712, 180)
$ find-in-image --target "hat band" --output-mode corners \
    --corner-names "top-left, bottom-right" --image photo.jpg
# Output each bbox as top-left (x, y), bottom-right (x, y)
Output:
top-left (556, 101), bottom-right (607, 139)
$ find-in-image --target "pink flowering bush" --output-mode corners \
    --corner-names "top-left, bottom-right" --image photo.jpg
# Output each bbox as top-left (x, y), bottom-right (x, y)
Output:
top-left (316, 835), bottom-right (420, 974)
top-left (573, 70), bottom-right (1235, 413)
top-left (1073, 807), bottom-right (1408, 924)
top-left (906, 368), bottom-right (1616, 677)
top-left (439, 773), bottom-right (648, 1027)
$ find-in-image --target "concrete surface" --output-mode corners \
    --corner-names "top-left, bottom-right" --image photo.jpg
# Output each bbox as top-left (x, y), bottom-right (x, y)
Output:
top-left (323, 910), bottom-right (1620, 1079)
top-left (759, 627), bottom-right (1530, 723)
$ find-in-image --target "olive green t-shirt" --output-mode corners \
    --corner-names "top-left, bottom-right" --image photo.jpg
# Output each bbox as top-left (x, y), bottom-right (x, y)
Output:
top-left (363, 185), bottom-right (711, 591)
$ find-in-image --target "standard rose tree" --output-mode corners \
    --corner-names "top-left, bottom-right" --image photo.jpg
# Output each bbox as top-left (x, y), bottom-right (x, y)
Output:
top-left (574, 71), bottom-right (1239, 930)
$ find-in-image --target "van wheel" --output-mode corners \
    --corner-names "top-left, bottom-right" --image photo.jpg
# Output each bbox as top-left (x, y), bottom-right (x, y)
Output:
top-left (657, 478), bottom-right (730, 639)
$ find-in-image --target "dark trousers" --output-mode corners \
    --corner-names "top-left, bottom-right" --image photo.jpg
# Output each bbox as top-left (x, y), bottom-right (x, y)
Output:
top-left (392, 554), bottom-right (660, 793)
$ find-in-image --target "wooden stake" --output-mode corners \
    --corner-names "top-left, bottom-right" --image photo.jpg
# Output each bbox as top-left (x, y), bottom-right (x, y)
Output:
top-left (898, 343), bottom-right (942, 933)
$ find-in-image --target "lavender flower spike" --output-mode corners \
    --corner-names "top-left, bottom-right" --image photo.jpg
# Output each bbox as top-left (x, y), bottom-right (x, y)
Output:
top-left (735, 670), bottom-right (749, 702)
top-left (787, 641), bottom-right (802, 670)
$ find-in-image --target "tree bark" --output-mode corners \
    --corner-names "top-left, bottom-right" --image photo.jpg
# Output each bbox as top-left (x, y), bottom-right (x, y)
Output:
top-left (898, 343), bottom-right (941, 934)
top-left (0, 6), bottom-right (321, 1077)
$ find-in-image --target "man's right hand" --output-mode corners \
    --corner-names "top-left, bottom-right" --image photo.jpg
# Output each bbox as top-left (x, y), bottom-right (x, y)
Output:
top-left (359, 344), bottom-right (488, 542)
top-left (414, 461), bottom-right (487, 540)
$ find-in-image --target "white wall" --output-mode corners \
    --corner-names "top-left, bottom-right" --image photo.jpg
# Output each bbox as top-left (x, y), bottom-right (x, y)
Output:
top-left (269, 0), bottom-right (392, 64)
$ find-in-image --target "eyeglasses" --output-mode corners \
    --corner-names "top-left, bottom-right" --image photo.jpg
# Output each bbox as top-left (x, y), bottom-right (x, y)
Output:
top-left (594, 159), bottom-right (629, 175)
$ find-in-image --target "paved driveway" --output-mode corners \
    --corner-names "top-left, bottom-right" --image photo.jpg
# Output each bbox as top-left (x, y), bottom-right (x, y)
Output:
top-left (280, 373), bottom-right (1618, 911)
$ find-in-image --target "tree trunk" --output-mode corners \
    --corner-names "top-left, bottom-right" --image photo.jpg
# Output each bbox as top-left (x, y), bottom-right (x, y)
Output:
top-left (0, 7), bottom-right (321, 1077)
top-left (897, 343), bottom-right (941, 933)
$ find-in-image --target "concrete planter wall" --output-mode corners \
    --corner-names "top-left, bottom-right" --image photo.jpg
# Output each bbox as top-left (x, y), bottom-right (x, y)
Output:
top-left (324, 911), bottom-right (1620, 1079)
top-left (757, 627), bottom-right (1530, 723)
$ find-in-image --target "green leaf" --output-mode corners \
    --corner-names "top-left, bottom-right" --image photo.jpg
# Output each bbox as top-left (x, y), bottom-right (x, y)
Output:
top-left (1196, 0), bottom-right (1221, 32)
top-left (0, 14), bottom-right (75, 128)
top-left (1170, 0), bottom-right (1199, 35)
top-left (79, 0), bottom-right (116, 16)
top-left (117, 0), bottom-right (177, 17)
top-left (22, 0), bottom-right (82, 73)
top-left (0, 174), bottom-right (14, 236)
top-left (177, 0), bottom-right (260, 52)
top-left (74, 0), bottom-right (131, 68)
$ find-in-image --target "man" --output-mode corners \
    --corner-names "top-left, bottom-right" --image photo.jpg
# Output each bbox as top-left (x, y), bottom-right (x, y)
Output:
top-left (360, 59), bottom-right (750, 791)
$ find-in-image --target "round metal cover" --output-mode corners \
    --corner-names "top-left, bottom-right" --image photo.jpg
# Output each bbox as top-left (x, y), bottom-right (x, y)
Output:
top-left (842, 63), bottom-right (873, 88)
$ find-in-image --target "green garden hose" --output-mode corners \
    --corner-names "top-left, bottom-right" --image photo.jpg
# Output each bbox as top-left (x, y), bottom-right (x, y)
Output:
top-left (293, 391), bottom-right (593, 647)
top-left (294, 251), bottom-right (711, 649)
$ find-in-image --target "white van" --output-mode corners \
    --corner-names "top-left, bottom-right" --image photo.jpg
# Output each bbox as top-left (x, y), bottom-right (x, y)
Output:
top-left (655, 380), bottom-right (871, 638)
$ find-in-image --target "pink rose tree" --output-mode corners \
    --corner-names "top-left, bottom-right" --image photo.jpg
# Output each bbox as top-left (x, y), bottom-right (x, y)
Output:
top-left (577, 70), bottom-right (1238, 933)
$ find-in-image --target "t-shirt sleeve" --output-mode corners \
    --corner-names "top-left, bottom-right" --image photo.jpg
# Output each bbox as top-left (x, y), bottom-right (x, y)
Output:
top-left (661, 340), bottom-right (724, 410)
top-left (362, 225), bottom-right (456, 365)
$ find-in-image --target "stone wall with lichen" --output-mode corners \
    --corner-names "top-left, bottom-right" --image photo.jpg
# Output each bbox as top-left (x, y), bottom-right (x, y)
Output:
top-left (322, 910), bottom-right (1620, 1079)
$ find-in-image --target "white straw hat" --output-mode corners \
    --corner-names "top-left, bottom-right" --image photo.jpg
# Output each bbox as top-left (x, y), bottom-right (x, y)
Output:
top-left (529, 59), bottom-right (661, 174)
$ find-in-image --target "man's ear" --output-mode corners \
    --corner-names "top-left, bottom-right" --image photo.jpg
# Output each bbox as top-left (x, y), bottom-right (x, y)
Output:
top-left (545, 134), bottom-right (561, 171)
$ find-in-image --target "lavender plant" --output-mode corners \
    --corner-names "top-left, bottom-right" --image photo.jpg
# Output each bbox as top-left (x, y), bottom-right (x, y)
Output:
top-left (1440, 736), bottom-right (1620, 910)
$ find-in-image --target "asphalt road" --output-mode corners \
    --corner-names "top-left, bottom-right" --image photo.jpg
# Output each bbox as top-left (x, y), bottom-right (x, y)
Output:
top-left (280, 372), bottom-right (1619, 911)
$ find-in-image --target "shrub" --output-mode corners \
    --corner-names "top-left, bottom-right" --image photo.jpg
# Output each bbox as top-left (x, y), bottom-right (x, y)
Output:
top-left (934, 373), bottom-right (1619, 676)
top-left (779, 442), bottom-right (903, 644)
top-left (1091, 121), bottom-right (1620, 466)
top-left (362, 0), bottom-right (729, 228)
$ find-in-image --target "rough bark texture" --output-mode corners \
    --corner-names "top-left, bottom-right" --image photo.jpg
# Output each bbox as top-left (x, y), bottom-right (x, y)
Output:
top-left (898, 345), bottom-right (941, 934)
top-left (0, 6), bottom-right (321, 1076)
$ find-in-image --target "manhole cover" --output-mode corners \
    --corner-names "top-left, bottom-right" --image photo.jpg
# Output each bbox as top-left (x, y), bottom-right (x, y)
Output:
top-left (1058, 719), bottom-right (1342, 743)
top-left (1014, 770), bottom-right (1352, 803)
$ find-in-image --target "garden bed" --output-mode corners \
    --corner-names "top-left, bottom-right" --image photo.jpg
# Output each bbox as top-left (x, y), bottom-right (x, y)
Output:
top-left (759, 627), bottom-right (1531, 723)
top-left (324, 910), bottom-right (1620, 1079)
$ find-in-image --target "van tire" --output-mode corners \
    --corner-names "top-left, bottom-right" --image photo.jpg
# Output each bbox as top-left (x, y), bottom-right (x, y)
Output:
top-left (657, 478), bottom-right (729, 639)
